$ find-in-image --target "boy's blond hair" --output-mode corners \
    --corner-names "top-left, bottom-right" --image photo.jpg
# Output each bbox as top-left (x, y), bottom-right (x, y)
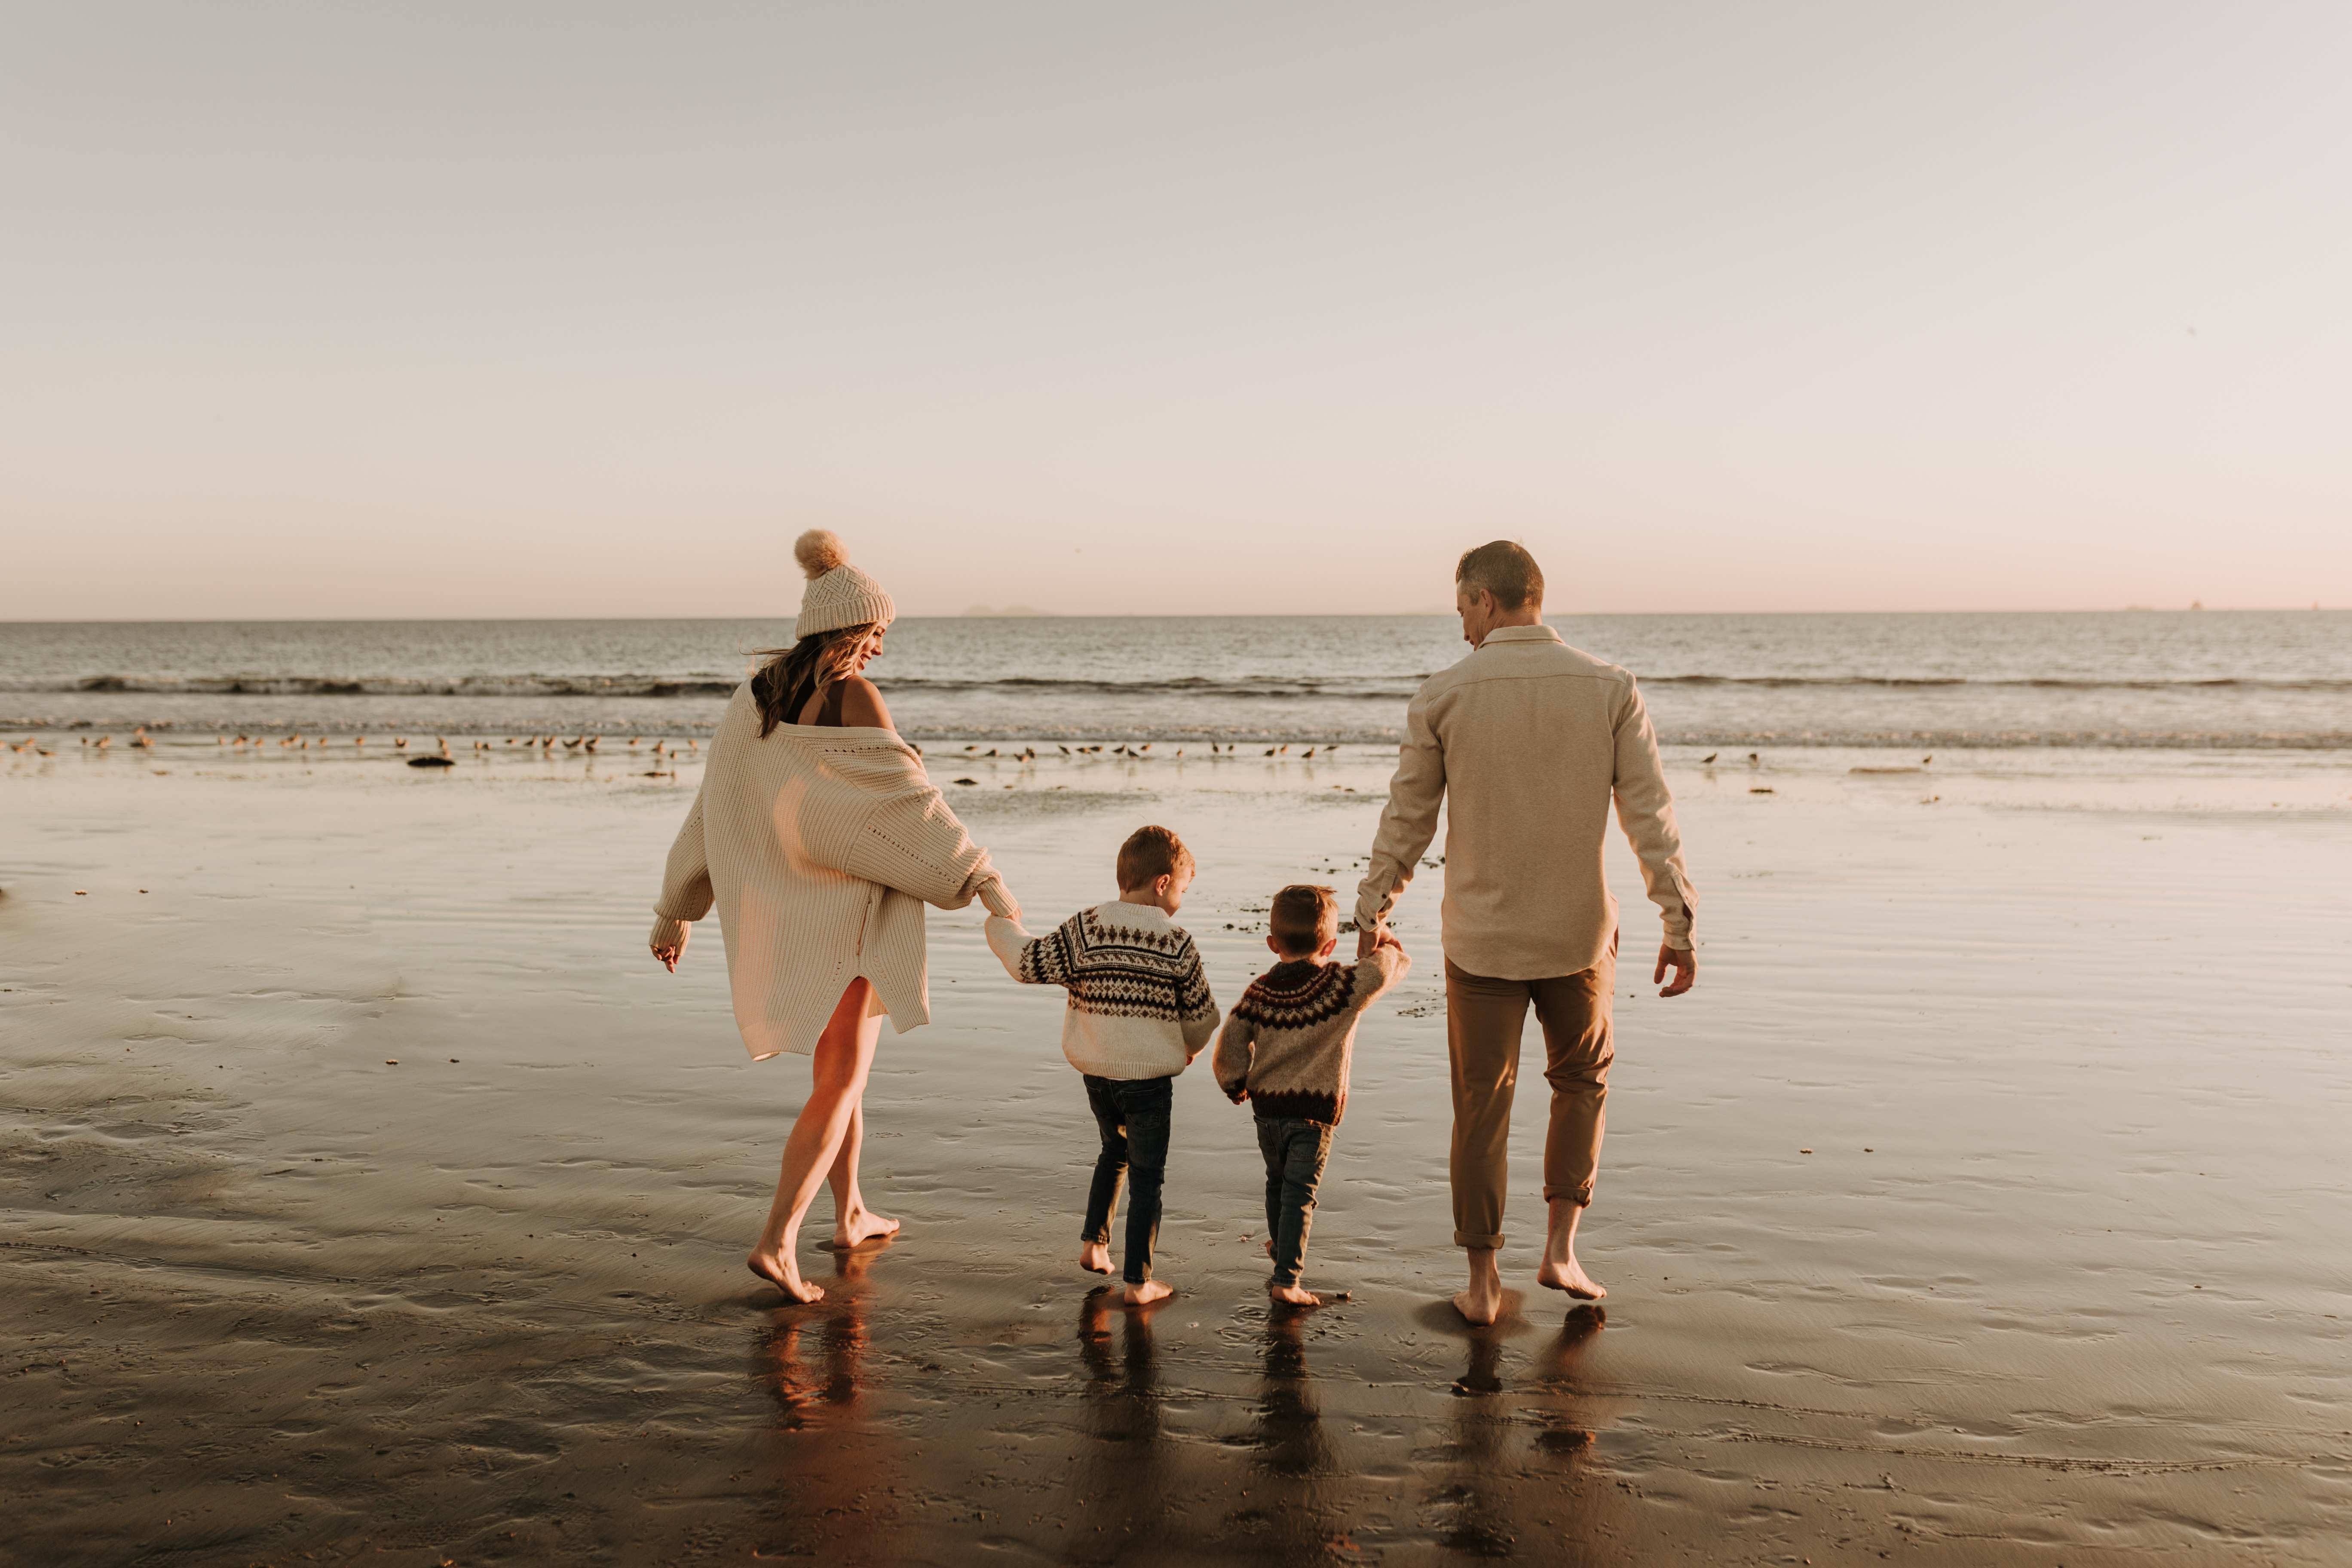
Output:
top-left (1116, 825), bottom-right (1194, 892)
top-left (1269, 884), bottom-right (1338, 956)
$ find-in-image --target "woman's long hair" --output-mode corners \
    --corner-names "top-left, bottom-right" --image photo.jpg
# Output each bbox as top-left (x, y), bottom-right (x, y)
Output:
top-left (750, 622), bottom-right (882, 737)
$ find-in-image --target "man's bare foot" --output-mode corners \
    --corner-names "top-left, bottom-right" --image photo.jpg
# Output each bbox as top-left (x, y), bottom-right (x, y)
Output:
top-left (1263, 1238), bottom-right (1274, 1258)
top-left (1537, 1196), bottom-right (1606, 1299)
top-left (1079, 1241), bottom-right (1112, 1275)
top-left (1454, 1247), bottom-right (1504, 1326)
top-left (1123, 1280), bottom-right (1173, 1305)
top-left (830, 1207), bottom-right (900, 1249)
top-left (1535, 1254), bottom-right (1606, 1299)
top-left (747, 1249), bottom-right (824, 1304)
top-left (1268, 1284), bottom-right (1334, 1307)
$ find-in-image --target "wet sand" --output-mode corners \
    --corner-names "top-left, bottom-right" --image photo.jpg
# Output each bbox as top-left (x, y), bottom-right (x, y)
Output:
top-left (4, 743), bottom-right (2349, 1565)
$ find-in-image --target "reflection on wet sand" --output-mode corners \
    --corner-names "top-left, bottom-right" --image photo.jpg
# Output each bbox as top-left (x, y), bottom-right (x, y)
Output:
top-left (749, 1244), bottom-right (905, 1560)
top-left (1065, 1286), bottom-right (1178, 1550)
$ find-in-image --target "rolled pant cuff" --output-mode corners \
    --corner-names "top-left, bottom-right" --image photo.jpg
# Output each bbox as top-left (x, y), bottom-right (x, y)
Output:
top-left (1541, 1184), bottom-right (1596, 1207)
top-left (1454, 1230), bottom-right (1506, 1250)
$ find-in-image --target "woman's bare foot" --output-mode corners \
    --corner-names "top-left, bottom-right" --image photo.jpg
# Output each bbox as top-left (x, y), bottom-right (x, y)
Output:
top-left (747, 1249), bottom-right (824, 1304)
top-left (1123, 1280), bottom-right (1173, 1305)
top-left (1455, 1247), bottom-right (1504, 1326)
top-left (1079, 1241), bottom-right (1112, 1275)
top-left (830, 1207), bottom-right (900, 1249)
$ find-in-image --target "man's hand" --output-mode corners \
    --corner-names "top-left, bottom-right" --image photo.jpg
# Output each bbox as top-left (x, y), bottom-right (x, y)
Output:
top-left (652, 925), bottom-right (688, 973)
top-left (1653, 943), bottom-right (1695, 997)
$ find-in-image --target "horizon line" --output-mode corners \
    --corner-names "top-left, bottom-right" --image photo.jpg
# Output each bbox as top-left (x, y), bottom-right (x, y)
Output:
top-left (0, 605), bottom-right (2340, 627)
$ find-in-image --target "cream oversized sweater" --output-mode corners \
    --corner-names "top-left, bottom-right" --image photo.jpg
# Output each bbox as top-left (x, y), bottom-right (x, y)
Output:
top-left (1357, 624), bottom-right (1697, 980)
top-left (651, 684), bottom-right (1016, 1061)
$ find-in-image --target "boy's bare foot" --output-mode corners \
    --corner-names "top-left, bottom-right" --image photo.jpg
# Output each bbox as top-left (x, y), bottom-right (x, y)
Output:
top-left (1123, 1280), bottom-right (1173, 1305)
top-left (747, 1249), bottom-right (824, 1304)
top-left (1079, 1241), bottom-right (1112, 1275)
top-left (1454, 1247), bottom-right (1504, 1326)
top-left (830, 1207), bottom-right (900, 1249)
top-left (1268, 1284), bottom-right (1330, 1307)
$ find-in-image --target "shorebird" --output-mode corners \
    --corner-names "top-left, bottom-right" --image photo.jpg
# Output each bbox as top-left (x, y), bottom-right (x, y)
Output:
top-left (1264, 747), bottom-right (1275, 756)
top-left (355, 736), bottom-right (367, 747)
top-left (584, 737), bottom-right (599, 751)
top-left (1921, 755), bottom-right (1933, 765)
top-left (564, 737), bottom-right (582, 750)
top-left (1301, 746), bottom-right (1316, 758)
top-left (1701, 752), bottom-right (1718, 764)
top-left (1747, 752), bottom-right (1760, 765)
top-left (1139, 743), bottom-right (1152, 752)
top-left (96, 735), bottom-right (111, 749)
top-left (629, 737), bottom-right (640, 747)
top-left (394, 737), bottom-right (408, 748)
top-left (1057, 744), bottom-right (1070, 754)
top-left (687, 740), bottom-right (698, 751)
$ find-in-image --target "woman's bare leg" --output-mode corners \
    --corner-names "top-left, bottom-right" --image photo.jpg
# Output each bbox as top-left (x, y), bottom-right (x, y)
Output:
top-left (827, 1099), bottom-right (901, 1248)
top-left (748, 980), bottom-right (884, 1303)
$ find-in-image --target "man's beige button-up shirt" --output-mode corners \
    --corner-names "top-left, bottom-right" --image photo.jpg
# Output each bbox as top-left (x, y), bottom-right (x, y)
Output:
top-left (1355, 624), bottom-right (1696, 981)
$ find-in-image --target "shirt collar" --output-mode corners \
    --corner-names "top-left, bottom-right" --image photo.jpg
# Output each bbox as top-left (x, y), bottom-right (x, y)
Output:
top-left (1477, 623), bottom-right (1563, 648)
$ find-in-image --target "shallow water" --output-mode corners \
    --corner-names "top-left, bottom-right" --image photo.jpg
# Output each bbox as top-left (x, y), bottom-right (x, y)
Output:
top-left (3, 752), bottom-right (2350, 1564)
top-left (8, 609), bottom-right (2349, 747)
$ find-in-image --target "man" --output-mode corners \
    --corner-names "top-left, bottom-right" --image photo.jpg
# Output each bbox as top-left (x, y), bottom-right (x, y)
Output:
top-left (1356, 540), bottom-right (1697, 1326)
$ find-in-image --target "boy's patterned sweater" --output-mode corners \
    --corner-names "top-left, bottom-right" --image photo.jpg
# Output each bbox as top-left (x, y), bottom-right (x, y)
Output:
top-left (1212, 946), bottom-right (1410, 1125)
top-left (985, 903), bottom-right (1220, 1080)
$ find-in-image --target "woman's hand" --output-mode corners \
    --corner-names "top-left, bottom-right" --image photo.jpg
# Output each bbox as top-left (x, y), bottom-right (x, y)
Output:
top-left (979, 877), bottom-right (1021, 922)
top-left (652, 923), bottom-right (688, 973)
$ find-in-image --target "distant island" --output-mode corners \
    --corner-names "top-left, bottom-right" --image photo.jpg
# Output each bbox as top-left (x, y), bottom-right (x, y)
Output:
top-left (962, 605), bottom-right (1058, 617)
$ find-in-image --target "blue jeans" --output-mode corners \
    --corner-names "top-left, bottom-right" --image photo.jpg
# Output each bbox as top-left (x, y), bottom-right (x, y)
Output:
top-left (1256, 1115), bottom-right (1335, 1289)
top-left (1082, 1074), bottom-right (1173, 1286)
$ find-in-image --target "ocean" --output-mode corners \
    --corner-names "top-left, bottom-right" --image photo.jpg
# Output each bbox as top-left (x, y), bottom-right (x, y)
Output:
top-left (2, 610), bottom-right (2346, 749)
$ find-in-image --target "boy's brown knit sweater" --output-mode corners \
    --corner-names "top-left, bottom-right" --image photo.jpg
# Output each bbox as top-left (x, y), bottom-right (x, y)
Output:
top-left (1212, 946), bottom-right (1410, 1126)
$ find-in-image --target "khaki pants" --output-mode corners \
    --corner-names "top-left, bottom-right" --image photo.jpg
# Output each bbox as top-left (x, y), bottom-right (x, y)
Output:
top-left (1444, 940), bottom-right (1615, 1250)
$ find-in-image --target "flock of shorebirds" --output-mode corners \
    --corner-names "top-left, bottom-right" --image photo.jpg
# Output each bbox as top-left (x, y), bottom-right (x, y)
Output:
top-left (943, 741), bottom-right (1338, 762)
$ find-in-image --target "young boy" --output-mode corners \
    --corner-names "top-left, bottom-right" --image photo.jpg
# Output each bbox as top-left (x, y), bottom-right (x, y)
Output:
top-left (986, 825), bottom-right (1219, 1305)
top-left (1214, 884), bottom-right (1409, 1306)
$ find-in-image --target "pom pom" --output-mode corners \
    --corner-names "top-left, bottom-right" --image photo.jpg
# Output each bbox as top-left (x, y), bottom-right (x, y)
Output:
top-left (794, 529), bottom-right (848, 580)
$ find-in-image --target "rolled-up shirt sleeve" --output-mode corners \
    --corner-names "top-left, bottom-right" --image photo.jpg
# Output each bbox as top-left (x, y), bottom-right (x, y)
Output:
top-left (1356, 685), bottom-right (1446, 933)
top-left (1610, 681), bottom-right (1697, 949)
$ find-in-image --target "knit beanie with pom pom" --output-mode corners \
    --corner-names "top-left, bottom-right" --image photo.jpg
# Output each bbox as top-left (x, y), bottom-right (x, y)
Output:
top-left (790, 530), bottom-right (897, 639)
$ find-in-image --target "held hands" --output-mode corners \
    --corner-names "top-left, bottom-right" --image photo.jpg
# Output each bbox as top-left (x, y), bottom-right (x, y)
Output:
top-left (1654, 942), bottom-right (1696, 997)
top-left (978, 877), bottom-right (1022, 923)
top-left (1355, 922), bottom-right (1406, 959)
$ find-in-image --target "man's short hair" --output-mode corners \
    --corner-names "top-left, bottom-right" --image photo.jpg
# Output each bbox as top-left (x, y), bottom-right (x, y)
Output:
top-left (1269, 884), bottom-right (1338, 956)
top-left (1116, 824), bottom-right (1194, 891)
top-left (1455, 540), bottom-right (1544, 611)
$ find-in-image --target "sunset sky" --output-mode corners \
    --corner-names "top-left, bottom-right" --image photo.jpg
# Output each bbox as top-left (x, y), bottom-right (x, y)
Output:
top-left (4, 3), bottom-right (2346, 619)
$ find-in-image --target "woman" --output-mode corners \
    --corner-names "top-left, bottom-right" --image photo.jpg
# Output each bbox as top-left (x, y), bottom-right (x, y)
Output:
top-left (649, 530), bottom-right (1020, 1303)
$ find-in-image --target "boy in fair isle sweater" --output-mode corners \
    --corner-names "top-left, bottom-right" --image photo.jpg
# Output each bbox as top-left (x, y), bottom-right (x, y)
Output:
top-left (986, 826), bottom-right (1220, 1305)
top-left (1215, 885), bottom-right (1410, 1306)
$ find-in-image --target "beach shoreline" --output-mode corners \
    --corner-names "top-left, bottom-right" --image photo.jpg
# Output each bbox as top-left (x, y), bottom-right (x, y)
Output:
top-left (5, 750), bottom-right (2349, 1563)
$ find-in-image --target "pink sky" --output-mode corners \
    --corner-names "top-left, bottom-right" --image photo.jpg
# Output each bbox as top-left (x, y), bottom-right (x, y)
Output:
top-left (4, 3), bottom-right (2346, 618)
